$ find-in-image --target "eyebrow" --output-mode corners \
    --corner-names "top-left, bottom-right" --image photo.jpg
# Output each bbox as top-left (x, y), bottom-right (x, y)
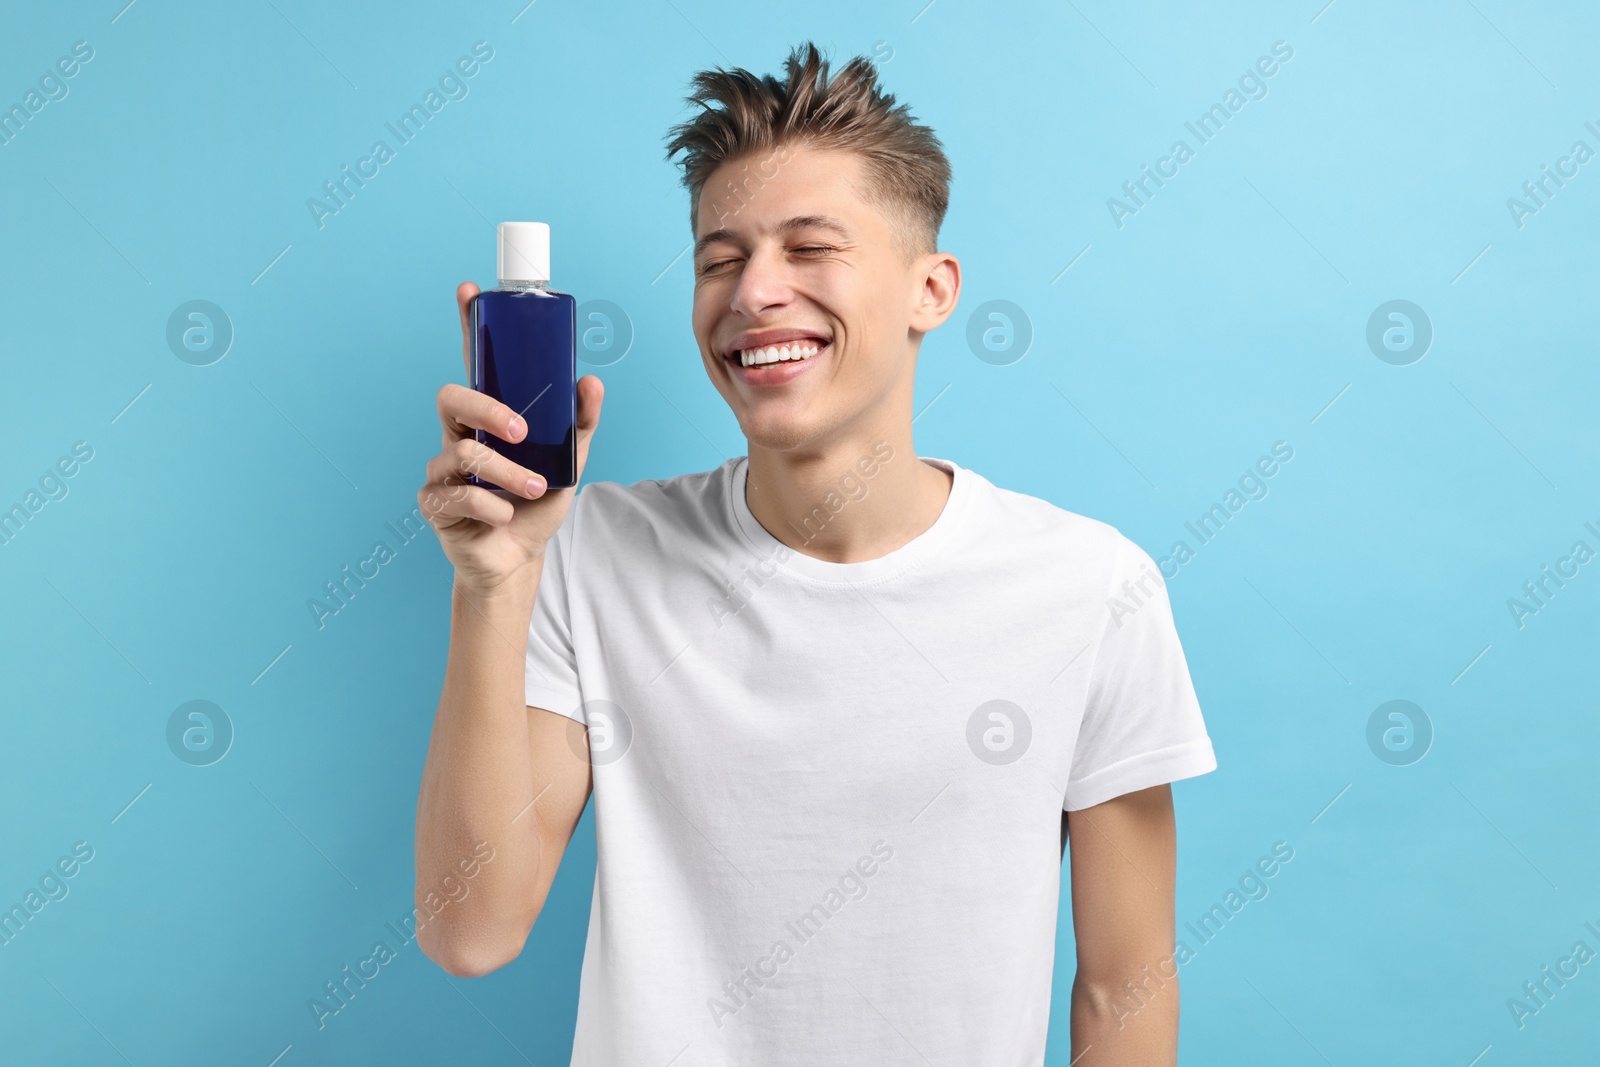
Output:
top-left (693, 215), bottom-right (853, 259)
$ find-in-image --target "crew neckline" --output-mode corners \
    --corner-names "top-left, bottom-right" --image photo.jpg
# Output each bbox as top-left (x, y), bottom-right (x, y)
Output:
top-left (726, 453), bottom-right (975, 586)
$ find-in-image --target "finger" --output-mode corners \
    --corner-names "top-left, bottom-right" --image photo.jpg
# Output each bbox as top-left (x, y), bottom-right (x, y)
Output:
top-left (437, 382), bottom-right (527, 450)
top-left (457, 281), bottom-right (480, 383)
top-left (576, 375), bottom-right (604, 432)
top-left (427, 437), bottom-right (547, 499)
top-left (572, 374), bottom-right (605, 479)
top-left (419, 480), bottom-right (517, 529)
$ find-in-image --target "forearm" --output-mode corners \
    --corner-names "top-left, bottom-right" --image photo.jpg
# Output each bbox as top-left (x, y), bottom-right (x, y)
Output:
top-left (1070, 963), bottom-right (1178, 1066)
top-left (414, 569), bottom-right (546, 973)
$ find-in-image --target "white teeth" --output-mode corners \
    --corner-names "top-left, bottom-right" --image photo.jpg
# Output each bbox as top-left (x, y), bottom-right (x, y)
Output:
top-left (737, 342), bottom-right (822, 367)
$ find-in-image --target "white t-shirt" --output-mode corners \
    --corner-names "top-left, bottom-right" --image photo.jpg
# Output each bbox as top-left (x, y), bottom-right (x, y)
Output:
top-left (524, 450), bottom-right (1217, 1066)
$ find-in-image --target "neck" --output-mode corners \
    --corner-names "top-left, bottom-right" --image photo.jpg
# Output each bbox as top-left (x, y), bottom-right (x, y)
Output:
top-left (743, 427), bottom-right (953, 564)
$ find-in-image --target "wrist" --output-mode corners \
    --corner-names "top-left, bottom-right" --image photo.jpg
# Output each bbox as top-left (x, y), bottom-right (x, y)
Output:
top-left (453, 558), bottom-right (544, 609)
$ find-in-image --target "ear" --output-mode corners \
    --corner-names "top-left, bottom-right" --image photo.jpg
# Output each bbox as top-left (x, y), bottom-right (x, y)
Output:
top-left (908, 251), bottom-right (960, 334)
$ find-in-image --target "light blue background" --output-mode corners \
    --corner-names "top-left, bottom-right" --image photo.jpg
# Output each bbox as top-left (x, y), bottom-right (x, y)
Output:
top-left (2, 1), bottom-right (1597, 1063)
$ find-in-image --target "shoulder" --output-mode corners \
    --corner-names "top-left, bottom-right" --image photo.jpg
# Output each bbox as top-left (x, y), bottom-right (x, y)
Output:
top-left (964, 465), bottom-right (1148, 576)
top-left (577, 462), bottom-right (726, 508)
top-left (567, 460), bottom-right (735, 542)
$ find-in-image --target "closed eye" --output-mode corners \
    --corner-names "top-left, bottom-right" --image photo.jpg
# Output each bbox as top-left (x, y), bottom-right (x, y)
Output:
top-left (698, 245), bottom-right (839, 275)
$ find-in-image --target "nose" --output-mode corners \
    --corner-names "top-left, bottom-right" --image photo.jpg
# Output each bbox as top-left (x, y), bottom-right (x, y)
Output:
top-left (728, 244), bottom-right (794, 320)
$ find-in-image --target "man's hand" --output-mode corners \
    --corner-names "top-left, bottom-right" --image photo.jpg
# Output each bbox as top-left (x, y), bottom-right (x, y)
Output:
top-left (420, 281), bottom-right (604, 598)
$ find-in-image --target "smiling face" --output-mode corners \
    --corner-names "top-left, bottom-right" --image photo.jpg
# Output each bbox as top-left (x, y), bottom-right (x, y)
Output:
top-left (691, 143), bottom-right (957, 456)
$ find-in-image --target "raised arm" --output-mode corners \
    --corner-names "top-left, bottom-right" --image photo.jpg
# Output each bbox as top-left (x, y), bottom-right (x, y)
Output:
top-left (1066, 783), bottom-right (1180, 1065)
top-left (412, 281), bottom-right (604, 977)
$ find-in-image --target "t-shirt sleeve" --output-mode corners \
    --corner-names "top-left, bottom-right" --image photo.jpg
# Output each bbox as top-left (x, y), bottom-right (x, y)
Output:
top-left (1062, 534), bottom-right (1217, 811)
top-left (524, 489), bottom-right (586, 724)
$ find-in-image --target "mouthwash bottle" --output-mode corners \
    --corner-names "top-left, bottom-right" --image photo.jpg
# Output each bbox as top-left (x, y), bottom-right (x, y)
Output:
top-left (468, 221), bottom-right (578, 489)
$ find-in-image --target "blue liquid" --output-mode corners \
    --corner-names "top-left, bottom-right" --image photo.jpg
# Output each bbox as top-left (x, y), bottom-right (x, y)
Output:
top-left (469, 286), bottom-right (577, 489)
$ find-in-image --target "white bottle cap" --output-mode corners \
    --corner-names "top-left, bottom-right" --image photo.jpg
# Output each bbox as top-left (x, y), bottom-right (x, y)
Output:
top-left (497, 221), bottom-right (550, 283)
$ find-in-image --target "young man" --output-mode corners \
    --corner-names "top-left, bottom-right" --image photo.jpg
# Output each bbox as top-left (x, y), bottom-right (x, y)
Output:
top-left (414, 42), bottom-right (1216, 1066)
